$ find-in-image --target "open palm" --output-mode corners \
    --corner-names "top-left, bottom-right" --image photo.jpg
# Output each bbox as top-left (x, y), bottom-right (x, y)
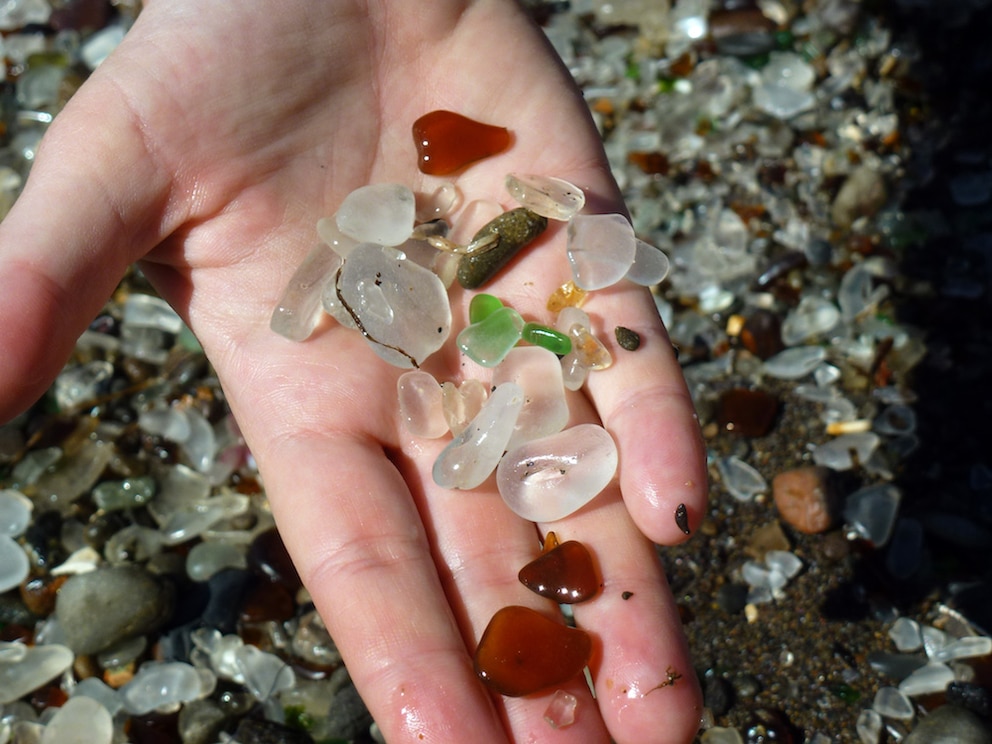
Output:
top-left (0, 1), bottom-right (707, 741)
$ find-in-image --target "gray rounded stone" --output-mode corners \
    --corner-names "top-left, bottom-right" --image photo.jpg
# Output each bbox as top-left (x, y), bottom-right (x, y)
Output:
top-left (904, 705), bottom-right (992, 744)
top-left (55, 565), bottom-right (173, 655)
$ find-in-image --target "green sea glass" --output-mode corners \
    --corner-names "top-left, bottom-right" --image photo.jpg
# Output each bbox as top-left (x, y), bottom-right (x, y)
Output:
top-left (469, 293), bottom-right (504, 324)
top-left (522, 322), bottom-right (571, 356)
top-left (457, 306), bottom-right (524, 367)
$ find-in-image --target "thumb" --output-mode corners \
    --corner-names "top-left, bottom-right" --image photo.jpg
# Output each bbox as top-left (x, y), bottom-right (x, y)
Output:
top-left (0, 68), bottom-right (178, 422)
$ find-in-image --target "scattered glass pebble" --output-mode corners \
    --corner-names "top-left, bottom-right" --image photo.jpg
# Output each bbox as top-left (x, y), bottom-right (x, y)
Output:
top-left (518, 539), bottom-right (601, 603)
top-left (397, 370), bottom-right (448, 439)
top-left (566, 213), bottom-right (637, 290)
top-left (505, 173), bottom-right (585, 221)
top-left (334, 183), bottom-right (416, 247)
top-left (543, 689), bottom-right (578, 729)
top-left (412, 110), bottom-right (510, 175)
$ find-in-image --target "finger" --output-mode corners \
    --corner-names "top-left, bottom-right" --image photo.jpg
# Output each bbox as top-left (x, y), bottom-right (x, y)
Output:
top-left (582, 281), bottom-right (708, 546)
top-left (396, 432), bottom-right (615, 743)
top-left (0, 56), bottom-right (178, 421)
top-left (542, 496), bottom-right (702, 744)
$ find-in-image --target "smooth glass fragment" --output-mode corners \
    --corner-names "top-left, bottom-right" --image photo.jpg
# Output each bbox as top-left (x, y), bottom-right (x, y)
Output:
top-left (0, 533), bottom-right (29, 593)
top-left (522, 322), bottom-right (571, 356)
top-left (497, 424), bottom-right (618, 522)
top-left (566, 213), bottom-right (637, 290)
top-left (0, 488), bottom-right (32, 537)
top-left (762, 345), bottom-right (827, 380)
top-left (543, 690), bottom-right (578, 729)
top-left (316, 217), bottom-right (359, 258)
top-left (440, 379), bottom-right (489, 436)
top-left (546, 280), bottom-right (588, 312)
top-left (397, 370), bottom-right (447, 438)
top-left (569, 325), bottom-right (612, 370)
top-left (416, 182), bottom-right (461, 221)
top-left (413, 110), bottom-right (511, 175)
top-left (469, 293), bottom-right (504, 324)
top-left (518, 540), bottom-right (600, 603)
top-left (335, 183), bottom-right (416, 247)
top-left (474, 605), bottom-right (592, 697)
top-left (505, 173), bottom-right (585, 221)
top-left (270, 243), bottom-right (342, 342)
top-left (457, 306), bottom-right (524, 367)
top-left (492, 347), bottom-right (569, 449)
top-left (337, 243), bottom-right (452, 368)
top-left (625, 238), bottom-right (671, 286)
top-left (433, 383), bottom-right (524, 490)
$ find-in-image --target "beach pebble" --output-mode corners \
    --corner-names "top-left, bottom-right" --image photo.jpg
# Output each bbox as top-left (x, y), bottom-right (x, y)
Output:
top-left (773, 466), bottom-right (835, 534)
top-left (41, 695), bottom-right (113, 744)
top-left (0, 643), bottom-right (74, 705)
top-left (902, 704), bottom-right (992, 744)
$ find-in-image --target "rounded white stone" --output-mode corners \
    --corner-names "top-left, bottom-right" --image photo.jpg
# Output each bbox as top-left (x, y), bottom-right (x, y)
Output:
top-left (42, 695), bottom-right (113, 744)
top-left (0, 534), bottom-right (29, 594)
top-left (497, 424), bottom-right (618, 522)
top-left (492, 347), bottom-right (569, 450)
top-left (397, 370), bottom-right (447, 439)
top-left (566, 213), bottom-right (637, 290)
top-left (0, 489), bottom-right (32, 537)
top-left (335, 183), bottom-right (416, 247)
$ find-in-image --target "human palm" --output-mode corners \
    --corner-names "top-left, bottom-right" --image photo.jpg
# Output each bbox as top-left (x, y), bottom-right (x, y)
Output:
top-left (0, 1), bottom-right (706, 742)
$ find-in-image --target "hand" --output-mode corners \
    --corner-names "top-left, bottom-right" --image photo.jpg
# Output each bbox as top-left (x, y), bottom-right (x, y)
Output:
top-left (0, 1), bottom-right (707, 741)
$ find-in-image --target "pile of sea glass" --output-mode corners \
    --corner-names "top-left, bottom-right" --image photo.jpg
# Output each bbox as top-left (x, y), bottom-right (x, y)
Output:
top-left (270, 110), bottom-right (671, 525)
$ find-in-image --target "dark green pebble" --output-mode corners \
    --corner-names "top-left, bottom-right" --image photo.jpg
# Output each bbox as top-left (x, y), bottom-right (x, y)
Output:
top-left (614, 326), bottom-right (641, 351)
top-left (456, 208), bottom-right (548, 289)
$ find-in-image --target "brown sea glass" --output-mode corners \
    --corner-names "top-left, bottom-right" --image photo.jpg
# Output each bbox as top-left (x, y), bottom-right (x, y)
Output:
top-left (412, 110), bottom-right (511, 175)
top-left (518, 540), bottom-right (601, 603)
top-left (474, 605), bottom-right (592, 697)
top-left (717, 387), bottom-right (779, 437)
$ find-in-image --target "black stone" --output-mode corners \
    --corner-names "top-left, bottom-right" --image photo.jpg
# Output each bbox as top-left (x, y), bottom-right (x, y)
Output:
top-left (201, 568), bottom-right (254, 634)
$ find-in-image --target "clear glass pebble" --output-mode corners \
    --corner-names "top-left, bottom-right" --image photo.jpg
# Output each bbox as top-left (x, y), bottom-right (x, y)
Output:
top-left (292, 610), bottom-right (342, 667)
top-left (856, 708), bottom-right (883, 744)
top-left (930, 636), bottom-right (992, 663)
top-left (120, 661), bottom-right (213, 715)
top-left (625, 238), bottom-right (671, 286)
top-left (716, 455), bottom-right (767, 502)
top-left (889, 617), bottom-right (922, 652)
top-left (234, 645), bottom-right (295, 702)
top-left (32, 438), bottom-right (115, 511)
top-left (497, 424), bottom-right (618, 522)
top-left (53, 360), bottom-right (113, 410)
top-left (91, 476), bottom-right (156, 512)
top-left (700, 727), bottom-right (745, 744)
top-left (440, 379), bottom-right (489, 436)
top-left (0, 534), bottom-right (30, 593)
top-left (813, 432), bottom-right (881, 471)
top-left (40, 694), bottom-right (113, 744)
top-left (873, 405), bottom-right (917, 436)
top-left (566, 213), bottom-right (636, 290)
top-left (270, 243), bottom-right (343, 342)
top-left (543, 689), bottom-right (578, 729)
top-left (433, 383), bottom-right (524, 490)
top-left (70, 677), bottom-right (123, 717)
top-left (781, 296), bottom-right (840, 345)
top-left (872, 686), bottom-right (914, 721)
top-left (335, 183), bottom-right (416, 246)
top-left (762, 345), bottom-right (827, 380)
top-left (315, 217), bottom-right (359, 258)
top-left (0, 644), bottom-right (74, 705)
top-left (844, 483), bottom-right (901, 545)
top-left (123, 293), bottom-right (184, 334)
top-left (0, 488), bottom-right (32, 537)
top-left (505, 173), bottom-right (585, 221)
top-left (492, 347), bottom-right (569, 450)
top-left (139, 404), bottom-right (191, 442)
top-left (337, 242), bottom-right (452, 367)
top-left (186, 541), bottom-right (248, 582)
top-left (897, 662), bottom-right (955, 696)
top-left (765, 550), bottom-right (803, 579)
top-left (416, 182), bottom-right (461, 222)
top-left (397, 370), bottom-right (447, 438)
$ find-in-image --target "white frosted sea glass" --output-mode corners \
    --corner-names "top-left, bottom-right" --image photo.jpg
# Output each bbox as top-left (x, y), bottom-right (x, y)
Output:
top-left (335, 183), bottom-right (416, 246)
top-left (492, 347), bottom-right (569, 450)
top-left (270, 243), bottom-right (342, 342)
top-left (566, 213), bottom-right (637, 290)
top-left (433, 383), bottom-right (524, 490)
top-left (440, 379), bottom-right (489, 436)
top-left (397, 370), bottom-right (447, 439)
top-left (505, 173), bottom-right (585, 221)
top-left (497, 424), bottom-right (618, 522)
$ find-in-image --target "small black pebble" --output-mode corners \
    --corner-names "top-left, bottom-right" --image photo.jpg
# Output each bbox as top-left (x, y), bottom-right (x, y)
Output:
top-left (614, 325), bottom-right (641, 351)
top-left (675, 503), bottom-right (691, 534)
top-left (622, 591), bottom-right (634, 600)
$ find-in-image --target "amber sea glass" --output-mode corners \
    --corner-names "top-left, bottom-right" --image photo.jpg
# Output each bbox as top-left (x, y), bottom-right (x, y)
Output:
top-left (518, 539), bottom-right (601, 603)
top-left (413, 110), bottom-right (511, 175)
top-left (474, 605), bottom-right (593, 697)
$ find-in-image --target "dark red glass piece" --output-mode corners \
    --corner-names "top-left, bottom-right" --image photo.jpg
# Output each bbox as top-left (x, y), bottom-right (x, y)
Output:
top-left (412, 110), bottom-right (511, 175)
top-left (474, 605), bottom-right (592, 697)
top-left (518, 540), bottom-right (601, 603)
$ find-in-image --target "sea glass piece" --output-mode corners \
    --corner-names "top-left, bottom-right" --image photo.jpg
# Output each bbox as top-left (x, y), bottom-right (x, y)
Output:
top-left (416, 182), bottom-right (461, 221)
top-left (625, 238), bottom-right (671, 286)
top-left (566, 213), bottom-right (637, 290)
top-left (547, 280), bottom-right (588, 313)
top-left (42, 693), bottom-right (113, 744)
top-left (518, 540), bottom-right (601, 603)
top-left (440, 379), bottom-right (489, 436)
top-left (457, 306), bottom-right (524, 367)
top-left (474, 605), bottom-right (592, 697)
top-left (469, 293), bottom-right (504, 324)
top-left (0, 533), bottom-right (29, 593)
top-left (569, 325), bottom-right (612, 370)
top-left (544, 689), bottom-right (578, 729)
top-left (316, 217), bottom-right (359, 258)
top-left (505, 173), bottom-right (585, 221)
top-left (335, 183), bottom-right (416, 247)
top-left (270, 244), bottom-right (342, 342)
top-left (497, 424), bottom-right (618, 522)
top-left (456, 208), bottom-right (548, 289)
top-left (0, 488), bottom-right (32, 537)
top-left (433, 383), bottom-right (524, 490)
top-left (337, 243), bottom-right (452, 368)
top-left (397, 370), bottom-right (447, 438)
top-left (413, 110), bottom-right (511, 175)
top-left (522, 322), bottom-right (571, 356)
top-left (492, 347), bottom-right (569, 450)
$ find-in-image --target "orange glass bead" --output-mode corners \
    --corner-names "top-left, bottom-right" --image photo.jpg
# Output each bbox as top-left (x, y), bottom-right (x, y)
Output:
top-left (519, 540), bottom-right (601, 604)
top-left (474, 605), bottom-right (592, 697)
top-left (412, 110), bottom-right (511, 175)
